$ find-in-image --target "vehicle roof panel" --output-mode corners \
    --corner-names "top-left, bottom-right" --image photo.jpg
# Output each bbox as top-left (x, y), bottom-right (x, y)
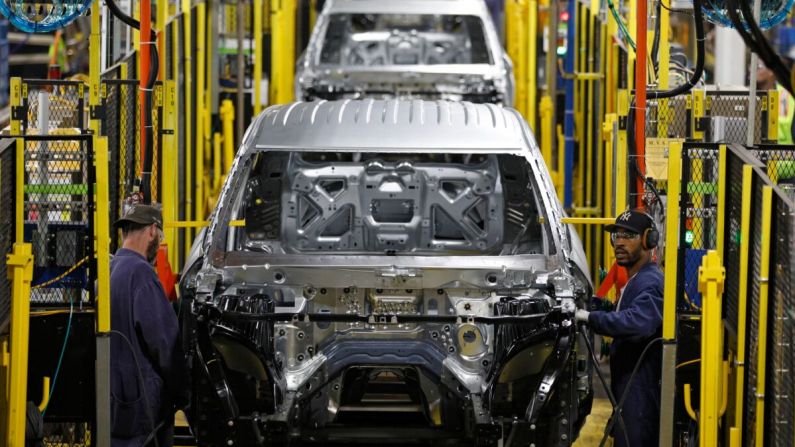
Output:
top-left (325, 0), bottom-right (488, 15)
top-left (251, 100), bottom-right (529, 153)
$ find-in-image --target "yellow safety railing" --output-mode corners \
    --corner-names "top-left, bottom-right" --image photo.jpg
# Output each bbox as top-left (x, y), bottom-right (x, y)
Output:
top-left (697, 250), bottom-right (725, 447)
top-left (730, 164), bottom-right (754, 447)
top-left (659, 141), bottom-right (682, 444)
top-left (3, 243), bottom-right (34, 447)
top-left (753, 186), bottom-right (773, 447)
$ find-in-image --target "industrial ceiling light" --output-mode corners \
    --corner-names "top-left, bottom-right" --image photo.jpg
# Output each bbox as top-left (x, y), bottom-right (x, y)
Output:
top-left (701, 0), bottom-right (794, 29)
top-left (0, 0), bottom-right (93, 32)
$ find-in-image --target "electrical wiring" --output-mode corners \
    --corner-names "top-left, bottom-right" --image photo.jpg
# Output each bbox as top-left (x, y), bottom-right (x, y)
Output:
top-left (606, 0), bottom-right (636, 51)
top-left (736, 0), bottom-right (794, 93)
top-left (659, 0), bottom-right (694, 15)
top-left (646, 0), bottom-right (705, 99)
top-left (41, 296), bottom-right (73, 417)
top-left (105, 0), bottom-right (160, 203)
top-left (31, 256), bottom-right (89, 289)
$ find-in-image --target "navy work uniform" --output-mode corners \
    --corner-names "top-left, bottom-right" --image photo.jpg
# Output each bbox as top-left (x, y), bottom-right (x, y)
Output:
top-left (587, 262), bottom-right (664, 447)
top-left (110, 248), bottom-right (186, 446)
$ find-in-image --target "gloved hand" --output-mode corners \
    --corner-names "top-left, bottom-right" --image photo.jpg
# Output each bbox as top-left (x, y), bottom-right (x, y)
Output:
top-left (575, 309), bottom-right (590, 323)
top-left (589, 296), bottom-right (614, 312)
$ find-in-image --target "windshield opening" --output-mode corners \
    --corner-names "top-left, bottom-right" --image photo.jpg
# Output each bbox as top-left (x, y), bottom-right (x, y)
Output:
top-left (227, 151), bottom-right (552, 257)
top-left (319, 13), bottom-right (492, 66)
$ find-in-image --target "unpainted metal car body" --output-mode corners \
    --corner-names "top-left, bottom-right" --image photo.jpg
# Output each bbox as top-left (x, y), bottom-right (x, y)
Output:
top-left (180, 100), bottom-right (593, 446)
top-left (295, 0), bottom-right (514, 106)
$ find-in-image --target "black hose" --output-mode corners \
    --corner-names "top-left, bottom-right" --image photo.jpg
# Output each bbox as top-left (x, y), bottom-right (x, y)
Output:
top-left (599, 337), bottom-right (664, 447)
top-left (651, 0), bottom-right (662, 75)
top-left (579, 324), bottom-right (631, 447)
top-left (105, 0), bottom-right (159, 203)
top-left (735, 0), bottom-right (794, 93)
top-left (646, 0), bottom-right (704, 99)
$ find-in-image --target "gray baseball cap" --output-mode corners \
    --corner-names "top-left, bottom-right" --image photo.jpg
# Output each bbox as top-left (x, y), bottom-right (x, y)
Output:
top-left (114, 204), bottom-right (163, 229)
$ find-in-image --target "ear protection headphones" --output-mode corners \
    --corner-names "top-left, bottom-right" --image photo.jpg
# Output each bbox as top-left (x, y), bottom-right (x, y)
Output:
top-left (641, 213), bottom-right (659, 250)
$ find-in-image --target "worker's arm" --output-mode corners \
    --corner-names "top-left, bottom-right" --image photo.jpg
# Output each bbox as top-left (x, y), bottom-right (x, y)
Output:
top-left (587, 285), bottom-right (663, 340)
top-left (133, 277), bottom-right (189, 407)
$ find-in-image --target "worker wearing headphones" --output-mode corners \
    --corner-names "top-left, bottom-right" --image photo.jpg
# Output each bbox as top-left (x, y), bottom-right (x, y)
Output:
top-left (575, 209), bottom-right (664, 447)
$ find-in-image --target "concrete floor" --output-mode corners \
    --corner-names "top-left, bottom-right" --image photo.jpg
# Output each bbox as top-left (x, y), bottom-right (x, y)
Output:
top-left (573, 398), bottom-right (613, 447)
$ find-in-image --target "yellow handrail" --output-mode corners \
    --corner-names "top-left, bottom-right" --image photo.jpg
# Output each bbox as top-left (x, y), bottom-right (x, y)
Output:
top-left (754, 186), bottom-right (773, 447)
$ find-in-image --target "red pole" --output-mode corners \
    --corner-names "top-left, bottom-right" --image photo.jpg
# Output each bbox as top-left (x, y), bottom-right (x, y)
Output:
top-left (634, 0), bottom-right (647, 207)
top-left (139, 0), bottom-right (152, 175)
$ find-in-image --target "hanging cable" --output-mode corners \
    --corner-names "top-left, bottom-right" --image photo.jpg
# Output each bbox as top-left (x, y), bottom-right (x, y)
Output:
top-left (105, 0), bottom-right (160, 203)
top-left (646, 0), bottom-right (705, 99)
top-left (734, 0), bottom-right (794, 93)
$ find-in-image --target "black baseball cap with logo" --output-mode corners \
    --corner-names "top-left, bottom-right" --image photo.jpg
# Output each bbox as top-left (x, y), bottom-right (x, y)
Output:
top-left (604, 209), bottom-right (655, 234)
top-left (114, 204), bottom-right (163, 229)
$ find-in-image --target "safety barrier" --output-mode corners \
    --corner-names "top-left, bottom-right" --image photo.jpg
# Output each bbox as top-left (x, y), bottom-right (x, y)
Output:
top-left (0, 138), bottom-right (15, 327)
top-left (681, 141), bottom-right (795, 447)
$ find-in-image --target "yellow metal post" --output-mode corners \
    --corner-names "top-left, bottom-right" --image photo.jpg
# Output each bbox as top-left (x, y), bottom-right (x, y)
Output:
top-left (754, 186), bottom-right (773, 447)
top-left (270, 0), bottom-right (297, 104)
top-left (10, 78), bottom-right (22, 243)
top-left (309, 0), bottom-right (317, 30)
top-left (616, 90), bottom-right (629, 212)
top-left (730, 165), bottom-right (754, 446)
top-left (89, 1), bottom-right (111, 444)
top-left (698, 250), bottom-right (726, 447)
top-left (254, 0), bottom-right (264, 114)
top-left (196, 1), bottom-right (206, 222)
top-left (659, 141), bottom-right (682, 446)
top-left (716, 146), bottom-right (727, 257)
top-left (162, 81), bottom-right (178, 268)
top-left (221, 99), bottom-right (236, 173)
top-left (4, 243), bottom-right (33, 447)
top-left (540, 96), bottom-right (554, 169)
top-left (662, 142), bottom-right (681, 340)
top-left (183, 0), bottom-right (194, 261)
top-left (527, 0), bottom-right (537, 127)
top-left (506, 0), bottom-right (527, 117)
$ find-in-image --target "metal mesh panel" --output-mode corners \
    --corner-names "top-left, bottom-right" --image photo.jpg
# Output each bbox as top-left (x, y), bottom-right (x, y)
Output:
top-left (42, 422), bottom-right (92, 446)
top-left (23, 135), bottom-right (94, 307)
top-left (723, 151), bottom-right (745, 333)
top-left (766, 192), bottom-right (795, 445)
top-left (22, 80), bottom-right (85, 133)
top-left (0, 139), bottom-right (15, 327)
top-left (744, 176), bottom-right (765, 445)
top-left (751, 145), bottom-right (795, 186)
top-left (705, 92), bottom-right (768, 145)
top-left (679, 144), bottom-right (719, 311)
top-left (101, 80), bottom-right (139, 252)
top-left (645, 97), bottom-right (689, 139)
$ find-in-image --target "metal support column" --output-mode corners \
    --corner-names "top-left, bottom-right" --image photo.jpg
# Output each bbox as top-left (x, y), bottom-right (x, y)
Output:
top-left (4, 243), bottom-right (33, 447)
top-left (562, 0), bottom-right (576, 208)
top-left (270, 0), bottom-right (297, 105)
top-left (698, 250), bottom-right (726, 446)
top-left (753, 186), bottom-right (774, 447)
top-left (659, 141), bottom-right (682, 447)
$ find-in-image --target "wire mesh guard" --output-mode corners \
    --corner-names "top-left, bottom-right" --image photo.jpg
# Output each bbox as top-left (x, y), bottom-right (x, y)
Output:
top-left (23, 135), bottom-right (94, 306)
top-left (722, 149), bottom-right (745, 334)
top-left (645, 97), bottom-right (688, 139)
top-left (744, 176), bottom-right (766, 446)
top-left (100, 80), bottom-right (163, 252)
top-left (679, 145), bottom-right (719, 311)
top-left (22, 80), bottom-right (85, 133)
top-left (40, 422), bottom-right (92, 447)
top-left (705, 92), bottom-right (769, 145)
top-left (0, 139), bottom-right (15, 326)
top-left (767, 193), bottom-right (795, 446)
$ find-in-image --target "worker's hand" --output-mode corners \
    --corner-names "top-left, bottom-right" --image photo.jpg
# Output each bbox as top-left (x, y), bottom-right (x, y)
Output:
top-left (589, 296), bottom-right (614, 312)
top-left (575, 309), bottom-right (590, 323)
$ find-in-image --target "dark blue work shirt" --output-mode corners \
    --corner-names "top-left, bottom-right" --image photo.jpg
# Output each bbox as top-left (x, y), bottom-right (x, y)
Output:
top-left (588, 261), bottom-right (664, 447)
top-left (110, 248), bottom-right (187, 445)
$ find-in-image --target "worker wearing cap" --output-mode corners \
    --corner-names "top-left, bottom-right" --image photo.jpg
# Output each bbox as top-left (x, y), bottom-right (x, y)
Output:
top-left (575, 209), bottom-right (664, 447)
top-left (110, 204), bottom-right (187, 446)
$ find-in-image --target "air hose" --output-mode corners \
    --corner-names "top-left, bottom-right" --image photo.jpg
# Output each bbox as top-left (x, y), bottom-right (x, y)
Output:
top-left (105, 0), bottom-right (159, 203)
